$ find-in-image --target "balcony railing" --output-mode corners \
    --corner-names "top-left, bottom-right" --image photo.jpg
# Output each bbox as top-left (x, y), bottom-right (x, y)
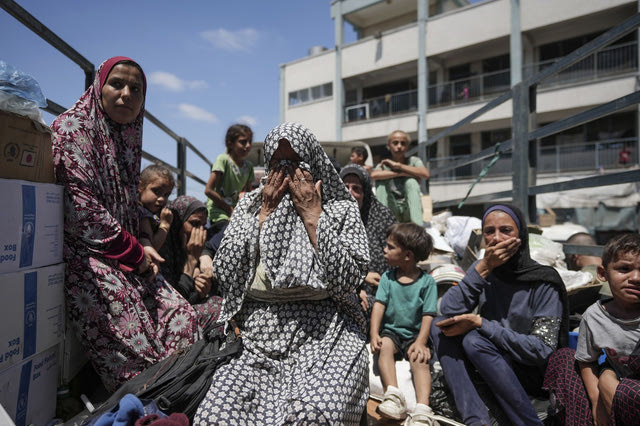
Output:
top-left (525, 41), bottom-right (638, 87)
top-left (428, 137), bottom-right (637, 181)
top-left (345, 89), bottom-right (418, 122)
top-left (344, 41), bottom-right (637, 123)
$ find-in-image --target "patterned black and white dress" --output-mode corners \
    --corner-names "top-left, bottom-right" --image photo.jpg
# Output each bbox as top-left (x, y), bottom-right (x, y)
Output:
top-left (195, 123), bottom-right (370, 425)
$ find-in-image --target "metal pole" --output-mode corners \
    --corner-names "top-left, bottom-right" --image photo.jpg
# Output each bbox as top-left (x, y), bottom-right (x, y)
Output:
top-left (637, 0), bottom-right (640, 165)
top-left (528, 85), bottom-right (538, 222)
top-left (0, 0), bottom-right (95, 88)
top-left (511, 0), bottom-right (529, 220)
top-left (417, 0), bottom-right (428, 194)
top-left (510, 0), bottom-right (523, 86)
top-left (512, 83), bottom-right (530, 221)
top-left (334, 0), bottom-right (344, 141)
top-left (177, 137), bottom-right (187, 196)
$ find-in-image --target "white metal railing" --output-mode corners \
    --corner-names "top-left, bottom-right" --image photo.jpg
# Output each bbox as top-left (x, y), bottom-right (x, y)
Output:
top-left (525, 41), bottom-right (638, 86)
top-left (345, 89), bottom-right (418, 122)
top-left (428, 137), bottom-right (638, 181)
top-left (344, 41), bottom-right (638, 122)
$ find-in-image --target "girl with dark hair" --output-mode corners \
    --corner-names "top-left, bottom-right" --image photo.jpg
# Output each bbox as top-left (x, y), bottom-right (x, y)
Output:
top-left (204, 123), bottom-right (255, 254)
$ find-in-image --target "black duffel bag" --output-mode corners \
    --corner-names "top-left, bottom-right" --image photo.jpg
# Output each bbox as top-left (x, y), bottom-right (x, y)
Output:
top-left (67, 323), bottom-right (242, 425)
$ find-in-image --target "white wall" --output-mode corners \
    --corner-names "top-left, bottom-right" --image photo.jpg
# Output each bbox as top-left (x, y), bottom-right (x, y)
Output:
top-left (283, 51), bottom-right (334, 91)
top-left (342, 113), bottom-right (419, 143)
top-left (286, 98), bottom-right (337, 141)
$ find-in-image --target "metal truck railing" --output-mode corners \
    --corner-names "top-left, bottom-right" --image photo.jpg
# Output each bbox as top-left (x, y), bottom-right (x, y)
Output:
top-left (407, 12), bottom-right (640, 225)
top-left (0, 0), bottom-right (210, 196)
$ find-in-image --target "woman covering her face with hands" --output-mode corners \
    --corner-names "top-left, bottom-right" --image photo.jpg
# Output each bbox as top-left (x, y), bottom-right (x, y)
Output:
top-left (430, 204), bottom-right (568, 426)
top-left (195, 123), bottom-right (370, 425)
top-left (158, 196), bottom-right (221, 325)
top-left (51, 57), bottom-right (201, 391)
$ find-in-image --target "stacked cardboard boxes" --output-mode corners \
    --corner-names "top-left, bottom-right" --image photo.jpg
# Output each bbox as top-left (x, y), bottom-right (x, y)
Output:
top-left (0, 110), bottom-right (64, 425)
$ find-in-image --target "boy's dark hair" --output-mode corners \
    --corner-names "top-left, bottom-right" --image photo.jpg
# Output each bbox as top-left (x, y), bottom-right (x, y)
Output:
top-left (225, 124), bottom-right (253, 152)
top-left (387, 223), bottom-right (433, 262)
top-left (602, 233), bottom-right (640, 268)
top-left (351, 146), bottom-right (368, 162)
top-left (140, 164), bottom-right (175, 190)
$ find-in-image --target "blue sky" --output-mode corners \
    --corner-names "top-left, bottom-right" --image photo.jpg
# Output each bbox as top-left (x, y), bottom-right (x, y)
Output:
top-left (1, 0), bottom-right (357, 197)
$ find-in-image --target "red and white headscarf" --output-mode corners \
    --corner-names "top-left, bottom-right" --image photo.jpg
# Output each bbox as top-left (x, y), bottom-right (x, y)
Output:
top-left (52, 56), bottom-right (146, 256)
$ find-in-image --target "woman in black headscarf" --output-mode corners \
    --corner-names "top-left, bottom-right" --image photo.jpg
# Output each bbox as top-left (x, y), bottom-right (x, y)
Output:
top-left (340, 164), bottom-right (397, 313)
top-left (431, 204), bottom-right (568, 426)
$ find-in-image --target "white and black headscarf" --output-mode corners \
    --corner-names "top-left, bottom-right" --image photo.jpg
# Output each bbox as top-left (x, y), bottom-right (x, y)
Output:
top-left (213, 123), bottom-right (370, 324)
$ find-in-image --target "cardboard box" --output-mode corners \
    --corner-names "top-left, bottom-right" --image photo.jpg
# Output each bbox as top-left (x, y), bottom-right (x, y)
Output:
top-left (538, 207), bottom-right (557, 227)
top-left (421, 194), bottom-right (433, 222)
top-left (0, 264), bottom-right (64, 372)
top-left (460, 228), bottom-right (483, 271)
top-left (0, 179), bottom-right (63, 273)
top-left (0, 110), bottom-right (54, 183)
top-left (0, 345), bottom-right (58, 426)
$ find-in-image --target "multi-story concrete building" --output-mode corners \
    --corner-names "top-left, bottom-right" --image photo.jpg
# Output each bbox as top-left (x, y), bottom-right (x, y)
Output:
top-left (279, 0), bottom-right (638, 208)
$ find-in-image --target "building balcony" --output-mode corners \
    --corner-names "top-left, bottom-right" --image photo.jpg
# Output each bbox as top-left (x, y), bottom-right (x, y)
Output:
top-left (429, 137), bottom-right (637, 182)
top-left (343, 41), bottom-right (637, 124)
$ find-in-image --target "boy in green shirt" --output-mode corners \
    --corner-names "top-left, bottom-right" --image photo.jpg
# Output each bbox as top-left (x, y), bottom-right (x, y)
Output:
top-left (204, 124), bottom-right (255, 251)
top-left (370, 223), bottom-right (437, 424)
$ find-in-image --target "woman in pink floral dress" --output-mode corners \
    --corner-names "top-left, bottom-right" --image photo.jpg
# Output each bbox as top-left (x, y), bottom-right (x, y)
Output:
top-left (51, 57), bottom-right (208, 391)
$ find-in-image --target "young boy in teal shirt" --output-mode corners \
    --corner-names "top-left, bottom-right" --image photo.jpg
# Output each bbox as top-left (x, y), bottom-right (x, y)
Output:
top-left (370, 222), bottom-right (437, 424)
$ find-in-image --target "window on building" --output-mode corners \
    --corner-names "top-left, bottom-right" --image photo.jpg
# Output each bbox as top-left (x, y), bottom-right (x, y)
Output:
top-left (450, 133), bottom-right (472, 178)
top-left (288, 82), bottom-right (333, 107)
top-left (482, 54), bottom-right (510, 94)
top-left (299, 89), bottom-right (309, 103)
top-left (362, 79), bottom-right (416, 99)
top-left (288, 92), bottom-right (300, 106)
top-left (345, 89), bottom-right (358, 105)
top-left (480, 128), bottom-right (511, 176)
top-left (427, 143), bottom-right (437, 161)
top-left (481, 128), bottom-right (511, 150)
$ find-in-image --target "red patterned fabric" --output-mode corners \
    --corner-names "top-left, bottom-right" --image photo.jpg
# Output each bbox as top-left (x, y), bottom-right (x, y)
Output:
top-left (52, 57), bottom-right (200, 391)
top-left (612, 378), bottom-right (640, 426)
top-left (545, 350), bottom-right (640, 426)
top-left (543, 347), bottom-right (594, 425)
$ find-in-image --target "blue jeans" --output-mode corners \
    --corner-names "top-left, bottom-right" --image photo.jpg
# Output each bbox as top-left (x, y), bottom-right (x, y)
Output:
top-left (430, 318), bottom-right (543, 426)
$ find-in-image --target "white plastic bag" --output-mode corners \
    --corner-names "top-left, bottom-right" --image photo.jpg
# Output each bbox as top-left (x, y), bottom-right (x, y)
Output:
top-left (444, 216), bottom-right (482, 258)
top-left (529, 233), bottom-right (566, 268)
top-left (0, 90), bottom-right (44, 124)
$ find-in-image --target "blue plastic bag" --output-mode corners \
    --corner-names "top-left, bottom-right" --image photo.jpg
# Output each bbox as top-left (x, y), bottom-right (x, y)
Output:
top-left (0, 61), bottom-right (46, 107)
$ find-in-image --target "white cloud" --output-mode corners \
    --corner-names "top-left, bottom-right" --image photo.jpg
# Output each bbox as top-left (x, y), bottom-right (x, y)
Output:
top-left (200, 28), bottom-right (259, 52)
top-left (236, 115), bottom-right (257, 126)
top-left (148, 71), bottom-right (208, 92)
top-left (178, 103), bottom-right (218, 123)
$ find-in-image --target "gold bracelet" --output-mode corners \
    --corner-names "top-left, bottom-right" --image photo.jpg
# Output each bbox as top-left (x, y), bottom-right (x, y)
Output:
top-left (159, 223), bottom-right (170, 232)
